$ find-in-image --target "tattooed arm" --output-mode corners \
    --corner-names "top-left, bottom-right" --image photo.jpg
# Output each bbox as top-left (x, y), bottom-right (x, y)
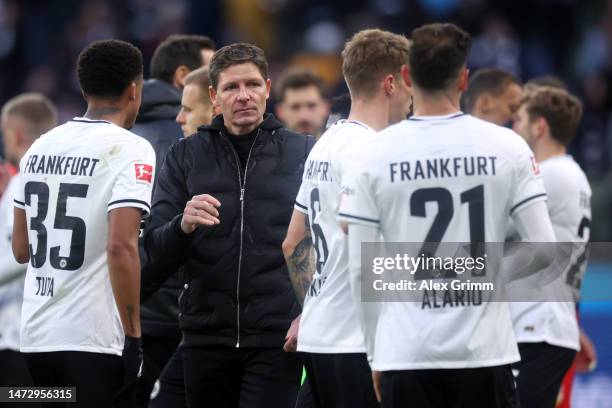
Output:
top-left (108, 207), bottom-right (142, 337)
top-left (282, 209), bottom-right (315, 307)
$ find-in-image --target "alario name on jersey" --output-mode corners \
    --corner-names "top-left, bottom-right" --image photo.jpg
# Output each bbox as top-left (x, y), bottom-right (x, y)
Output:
top-left (23, 154), bottom-right (100, 177)
top-left (389, 155), bottom-right (497, 182)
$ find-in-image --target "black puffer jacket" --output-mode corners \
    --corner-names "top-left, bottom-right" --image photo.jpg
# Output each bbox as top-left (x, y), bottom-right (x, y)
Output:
top-left (131, 79), bottom-right (183, 339)
top-left (145, 114), bottom-right (314, 348)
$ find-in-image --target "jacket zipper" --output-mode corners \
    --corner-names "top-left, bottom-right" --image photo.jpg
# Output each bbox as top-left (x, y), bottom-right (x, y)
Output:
top-left (223, 129), bottom-right (261, 348)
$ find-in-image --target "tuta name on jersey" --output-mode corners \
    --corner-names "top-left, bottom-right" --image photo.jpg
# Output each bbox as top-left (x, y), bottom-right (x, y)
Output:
top-left (389, 156), bottom-right (497, 182)
top-left (304, 160), bottom-right (334, 182)
top-left (35, 277), bottom-right (54, 297)
top-left (23, 154), bottom-right (100, 177)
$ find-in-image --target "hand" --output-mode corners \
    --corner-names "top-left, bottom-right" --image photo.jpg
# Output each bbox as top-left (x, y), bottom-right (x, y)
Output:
top-left (181, 194), bottom-right (221, 233)
top-left (576, 329), bottom-right (597, 372)
top-left (122, 335), bottom-right (143, 382)
top-left (115, 335), bottom-right (143, 401)
top-left (372, 370), bottom-right (382, 402)
top-left (283, 315), bottom-right (301, 352)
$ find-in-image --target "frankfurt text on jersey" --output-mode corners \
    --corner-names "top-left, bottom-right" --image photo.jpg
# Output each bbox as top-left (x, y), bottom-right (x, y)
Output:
top-left (23, 155), bottom-right (100, 177)
top-left (389, 156), bottom-right (497, 182)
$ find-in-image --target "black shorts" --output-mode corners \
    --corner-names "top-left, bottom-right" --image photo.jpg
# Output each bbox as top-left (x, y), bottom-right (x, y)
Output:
top-left (134, 334), bottom-right (180, 408)
top-left (381, 365), bottom-right (518, 408)
top-left (149, 347), bottom-right (187, 408)
top-left (295, 377), bottom-right (315, 408)
top-left (303, 352), bottom-right (378, 408)
top-left (23, 351), bottom-right (126, 408)
top-left (0, 349), bottom-right (38, 408)
top-left (512, 342), bottom-right (576, 408)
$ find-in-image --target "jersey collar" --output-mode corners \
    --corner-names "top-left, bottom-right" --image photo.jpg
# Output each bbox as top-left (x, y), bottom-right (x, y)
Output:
top-left (341, 119), bottom-right (375, 132)
top-left (408, 112), bottom-right (466, 121)
top-left (70, 117), bottom-right (112, 124)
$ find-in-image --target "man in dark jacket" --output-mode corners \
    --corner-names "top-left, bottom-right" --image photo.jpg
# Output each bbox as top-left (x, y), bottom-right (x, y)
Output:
top-left (130, 33), bottom-right (215, 407)
top-left (145, 43), bottom-right (314, 408)
top-left (132, 34), bottom-right (216, 171)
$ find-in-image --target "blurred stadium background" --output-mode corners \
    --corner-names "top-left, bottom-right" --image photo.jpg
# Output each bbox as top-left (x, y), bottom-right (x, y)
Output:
top-left (0, 0), bottom-right (611, 406)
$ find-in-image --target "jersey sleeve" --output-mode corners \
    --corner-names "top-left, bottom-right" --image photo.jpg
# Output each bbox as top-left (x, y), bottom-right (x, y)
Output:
top-left (107, 141), bottom-right (156, 217)
top-left (510, 149), bottom-right (547, 216)
top-left (294, 181), bottom-right (309, 214)
top-left (338, 159), bottom-right (380, 227)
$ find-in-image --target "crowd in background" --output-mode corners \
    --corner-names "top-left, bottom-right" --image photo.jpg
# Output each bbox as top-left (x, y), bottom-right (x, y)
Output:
top-left (1, 0), bottom-right (612, 238)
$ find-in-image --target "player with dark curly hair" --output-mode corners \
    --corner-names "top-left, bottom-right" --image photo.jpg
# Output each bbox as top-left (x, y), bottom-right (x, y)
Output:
top-left (76, 39), bottom-right (144, 123)
top-left (12, 39), bottom-right (155, 407)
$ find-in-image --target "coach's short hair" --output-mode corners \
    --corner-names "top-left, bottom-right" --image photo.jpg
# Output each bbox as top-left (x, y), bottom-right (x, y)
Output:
top-left (274, 68), bottom-right (327, 102)
top-left (1, 93), bottom-right (58, 139)
top-left (409, 23), bottom-right (471, 91)
top-left (522, 87), bottom-right (583, 147)
top-left (150, 35), bottom-right (216, 83)
top-left (341, 29), bottom-right (411, 97)
top-left (184, 67), bottom-right (212, 105)
top-left (462, 68), bottom-right (521, 113)
top-left (209, 43), bottom-right (268, 90)
top-left (77, 39), bottom-right (143, 100)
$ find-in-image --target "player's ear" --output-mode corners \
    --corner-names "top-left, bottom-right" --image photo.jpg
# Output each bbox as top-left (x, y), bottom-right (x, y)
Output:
top-left (384, 74), bottom-right (395, 96)
top-left (265, 78), bottom-right (271, 100)
top-left (476, 94), bottom-right (491, 114)
top-left (128, 82), bottom-right (137, 101)
top-left (535, 117), bottom-right (548, 138)
top-left (458, 67), bottom-right (469, 92)
top-left (209, 85), bottom-right (217, 106)
top-left (174, 65), bottom-right (190, 88)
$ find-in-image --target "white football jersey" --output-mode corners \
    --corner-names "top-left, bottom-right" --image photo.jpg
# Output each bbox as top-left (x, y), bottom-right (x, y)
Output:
top-left (14, 117), bottom-right (155, 355)
top-left (509, 155), bottom-right (591, 351)
top-left (294, 120), bottom-right (374, 353)
top-left (339, 113), bottom-right (547, 370)
top-left (0, 174), bottom-right (27, 351)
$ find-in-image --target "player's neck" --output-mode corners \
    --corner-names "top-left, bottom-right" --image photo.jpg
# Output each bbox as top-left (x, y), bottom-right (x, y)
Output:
top-left (411, 90), bottom-right (461, 117)
top-left (535, 142), bottom-right (566, 163)
top-left (348, 98), bottom-right (389, 131)
top-left (84, 104), bottom-right (128, 128)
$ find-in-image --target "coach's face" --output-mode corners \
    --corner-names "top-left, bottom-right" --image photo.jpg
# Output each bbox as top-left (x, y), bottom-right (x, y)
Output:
top-left (210, 62), bottom-right (271, 135)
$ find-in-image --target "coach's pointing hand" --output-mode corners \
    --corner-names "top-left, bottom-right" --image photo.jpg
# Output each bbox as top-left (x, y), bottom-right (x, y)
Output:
top-left (181, 194), bottom-right (221, 233)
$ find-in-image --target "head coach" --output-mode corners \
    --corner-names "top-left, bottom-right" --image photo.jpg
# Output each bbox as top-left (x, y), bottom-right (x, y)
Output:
top-left (144, 43), bottom-right (315, 408)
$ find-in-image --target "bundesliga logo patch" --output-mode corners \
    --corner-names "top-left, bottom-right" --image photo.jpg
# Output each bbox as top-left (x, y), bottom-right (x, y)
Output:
top-left (134, 163), bottom-right (153, 183)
